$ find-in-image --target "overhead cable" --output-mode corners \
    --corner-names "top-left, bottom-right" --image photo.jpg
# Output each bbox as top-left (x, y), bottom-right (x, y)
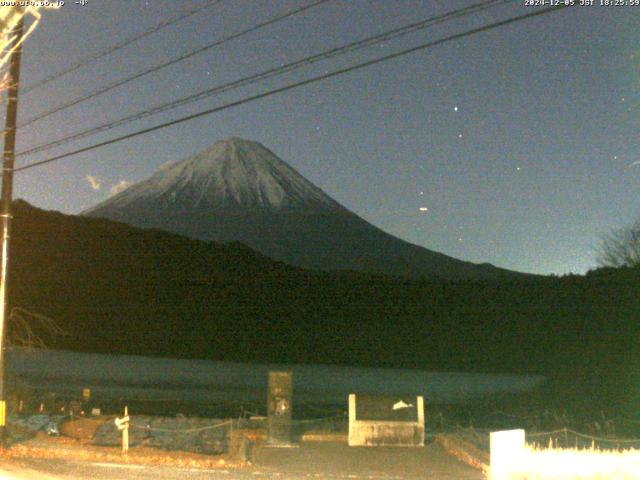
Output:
top-left (18, 0), bottom-right (331, 127)
top-left (22, 0), bottom-right (226, 95)
top-left (12, 4), bottom-right (573, 174)
top-left (17, 0), bottom-right (507, 157)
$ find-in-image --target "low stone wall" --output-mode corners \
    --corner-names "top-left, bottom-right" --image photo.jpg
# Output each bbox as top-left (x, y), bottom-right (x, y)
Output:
top-left (348, 394), bottom-right (424, 447)
top-left (435, 433), bottom-right (489, 474)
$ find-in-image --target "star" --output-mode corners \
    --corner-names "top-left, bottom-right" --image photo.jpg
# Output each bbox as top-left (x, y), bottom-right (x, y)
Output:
top-left (458, 133), bottom-right (463, 139)
top-left (453, 106), bottom-right (459, 112)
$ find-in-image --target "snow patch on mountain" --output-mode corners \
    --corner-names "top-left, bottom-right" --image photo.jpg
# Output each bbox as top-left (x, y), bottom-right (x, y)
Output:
top-left (89, 138), bottom-right (342, 213)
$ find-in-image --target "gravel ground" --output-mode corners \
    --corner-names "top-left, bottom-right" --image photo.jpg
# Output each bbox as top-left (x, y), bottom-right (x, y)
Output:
top-left (0, 435), bottom-right (484, 479)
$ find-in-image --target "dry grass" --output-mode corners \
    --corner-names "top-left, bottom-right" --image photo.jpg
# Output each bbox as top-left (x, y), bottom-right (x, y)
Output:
top-left (0, 433), bottom-right (245, 470)
top-left (502, 444), bottom-right (640, 480)
top-left (59, 417), bottom-right (106, 440)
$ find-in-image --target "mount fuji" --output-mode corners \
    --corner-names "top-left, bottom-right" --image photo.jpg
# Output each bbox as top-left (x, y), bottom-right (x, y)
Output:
top-left (84, 138), bottom-right (518, 279)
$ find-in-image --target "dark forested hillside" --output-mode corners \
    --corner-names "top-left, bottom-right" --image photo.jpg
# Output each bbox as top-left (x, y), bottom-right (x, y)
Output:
top-left (8, 201), bottom-right (640, 410)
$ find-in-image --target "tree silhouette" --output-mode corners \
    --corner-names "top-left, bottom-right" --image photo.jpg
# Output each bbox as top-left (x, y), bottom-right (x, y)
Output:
top-left (598, 220), bottom-right (640, 268)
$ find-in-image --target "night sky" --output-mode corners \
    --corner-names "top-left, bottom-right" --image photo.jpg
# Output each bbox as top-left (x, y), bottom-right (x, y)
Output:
top-left (6, 0), bottom-right (639, 275)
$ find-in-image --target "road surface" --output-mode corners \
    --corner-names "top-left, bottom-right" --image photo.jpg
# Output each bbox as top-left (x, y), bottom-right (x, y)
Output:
top-left (0, 441), bottom-right (484, 479)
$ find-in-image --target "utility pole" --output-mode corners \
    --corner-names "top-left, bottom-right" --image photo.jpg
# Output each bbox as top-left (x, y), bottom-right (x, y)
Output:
top-left (0, 13), bottom-right (24, 441)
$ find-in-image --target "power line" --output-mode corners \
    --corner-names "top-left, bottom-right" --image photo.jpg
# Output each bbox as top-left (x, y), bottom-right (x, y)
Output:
top-left (13, 4), bottom-right (573, 175)
top-left (18, 0), bottom-right (509, 158)
top-left (17, 0), bottom-right (331, 128)
top-left (22, 0), bottom-right (226, 95)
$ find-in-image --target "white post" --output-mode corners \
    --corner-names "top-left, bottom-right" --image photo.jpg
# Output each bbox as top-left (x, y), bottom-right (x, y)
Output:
top-left (490, 429), bottom-right (525, 480)
top-left (417, 395), bottom-right (425, 446)
top-left (348, 394), bottom-right (356, 446)
top-left (122, 406), bottom-right (129, 454)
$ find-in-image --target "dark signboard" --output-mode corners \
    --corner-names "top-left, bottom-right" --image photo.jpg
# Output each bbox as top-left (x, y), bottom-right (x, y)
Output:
top-left (267, 371), bottom-right (292, 445)
top-left (355, 394), bottom-right (419, 422)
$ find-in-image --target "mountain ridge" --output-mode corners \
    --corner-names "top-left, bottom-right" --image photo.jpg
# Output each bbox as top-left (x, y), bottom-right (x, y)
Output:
top-left (84, 137), bottom-right (527, 280)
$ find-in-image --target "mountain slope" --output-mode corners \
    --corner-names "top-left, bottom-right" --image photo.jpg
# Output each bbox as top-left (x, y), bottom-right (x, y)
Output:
top-left (84, 138), bottom-right (521, 280)
top-left (7, 201), bottom-right (640, 413)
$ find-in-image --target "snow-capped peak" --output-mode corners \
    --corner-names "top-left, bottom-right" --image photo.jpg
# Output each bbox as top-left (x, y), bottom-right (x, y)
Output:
top-left (88, 138), bottom-right (343, 213)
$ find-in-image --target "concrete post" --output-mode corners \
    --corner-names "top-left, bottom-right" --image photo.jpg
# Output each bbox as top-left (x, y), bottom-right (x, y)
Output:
top-left (490, 429), bottom-right (525, 480)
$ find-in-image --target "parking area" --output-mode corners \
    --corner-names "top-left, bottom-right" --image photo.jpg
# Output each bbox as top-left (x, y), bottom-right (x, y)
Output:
top-left (252, 440), bottom-right (485, 479)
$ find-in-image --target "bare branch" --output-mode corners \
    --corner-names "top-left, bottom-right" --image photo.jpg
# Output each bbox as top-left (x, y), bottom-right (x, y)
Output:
top-left (597, 220), bottom-right (640, 268)
top-left (8, 306), bottom-right (67, 349)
